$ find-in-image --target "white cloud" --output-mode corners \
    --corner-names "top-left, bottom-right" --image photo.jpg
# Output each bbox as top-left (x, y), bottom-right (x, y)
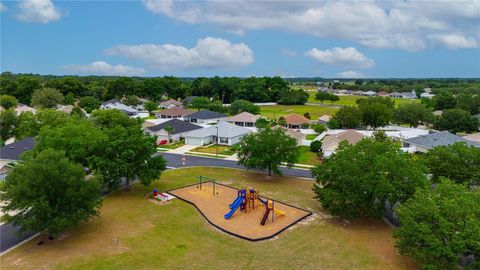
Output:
top-left (337, 70), bottom-right (365, 79)
top-left (62, 61), bottom-right (145, 76)
top-left (281, 48), bottom-right (297, 57)
top-left (142, 0), bottom-right (479, 51)
top-left (104, 37), bottom-right (254, 70)
top-left (429, 34), bottom-right (478, 49)
top-left (306, 47), bottom-right (374, 68)
top-left (0, 3), bottom-right (7, 12)
top-left (16, 0), bottom-right (62, 23)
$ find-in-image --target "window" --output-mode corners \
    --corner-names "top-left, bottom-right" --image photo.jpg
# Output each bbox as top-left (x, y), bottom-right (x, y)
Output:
top-left (245, 122), bottom-right (254, 127)
top-left (219, 137), bottom-right (228, 144)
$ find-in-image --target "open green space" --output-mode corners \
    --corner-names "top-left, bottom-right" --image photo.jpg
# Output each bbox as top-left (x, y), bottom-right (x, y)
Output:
top-left (259, 105), bottom-right (338, 119)
top-left (306, 134), bottom-right (319, 140)
top-left (307, 93), bottom-right (420, 107)
top-left (191, 144), bottom-right (236, 155)
top-left (0, 167), bottom-right (417, 270)
top-left (158, 141), bottom-right (185, 150)
top-left (297, 146), bottom-right (322, 166)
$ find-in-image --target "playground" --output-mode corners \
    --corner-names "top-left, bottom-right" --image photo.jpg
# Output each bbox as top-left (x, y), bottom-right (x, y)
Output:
top-left (167, 179), bottom-right (311, 241)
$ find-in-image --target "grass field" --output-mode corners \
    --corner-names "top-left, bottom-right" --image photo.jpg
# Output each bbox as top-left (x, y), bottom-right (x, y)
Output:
top-left (159, 141), bottom-right (185, 150)
top-left (191, 145), bottom-right (236, 155)
top-left (306, 134), bottom-right (319, 140)
top-left (297, 146), bottom-right (322, 166)
top-left (0, 167), bottom-right (418, 270)
top-left (259, 105), bottom-right (338, 119)
top-left (308, 93), bottom-right (420, 107)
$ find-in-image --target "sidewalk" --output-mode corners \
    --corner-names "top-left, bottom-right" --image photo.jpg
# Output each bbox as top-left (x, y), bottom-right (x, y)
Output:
top-left (167, 144), bottom-right (197, 154)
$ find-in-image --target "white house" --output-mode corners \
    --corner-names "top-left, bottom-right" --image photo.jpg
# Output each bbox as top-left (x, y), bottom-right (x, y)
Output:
top-left (420, 92), bottom-right (435, 99)
top-left (227, 112), bottom-right (261, 127)
top-left (182, 121), bottom-right (252, 146)
top-left (101, 99), bottom-right (139, 116)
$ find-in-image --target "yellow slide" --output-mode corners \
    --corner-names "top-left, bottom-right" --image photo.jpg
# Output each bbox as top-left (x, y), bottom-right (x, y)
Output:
top-left (274, 209), bottom-right (286, 216)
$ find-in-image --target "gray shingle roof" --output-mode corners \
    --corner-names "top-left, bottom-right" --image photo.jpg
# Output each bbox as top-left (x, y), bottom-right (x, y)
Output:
top-left (405, 131), bottom-right (479, 149)
top-left (0, 137), bottom-right (35, 161)
top-left (182, 121), bottom-right (252, 138)
top-left (147, 119), bottom-right (202, 134)
top-left (185, 110), bottom-right (227, 120)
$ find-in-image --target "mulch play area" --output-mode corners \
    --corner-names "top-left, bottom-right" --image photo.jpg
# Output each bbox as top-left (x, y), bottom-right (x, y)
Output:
top-left (167, 180), bottom-right (312, 241)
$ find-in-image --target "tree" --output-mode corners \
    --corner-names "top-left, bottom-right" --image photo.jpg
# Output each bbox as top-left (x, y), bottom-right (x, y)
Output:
top-left (422, 142), bottom-right (480, 186)
top-left (64, 93), bottom-right (75, 105)
top-left (255, 118), bottom-right (269, 129)
top-left (433, 92), bottom-right (456, 111)
top-left (207, 100), bottom-right (226, 113)
top-left (144, 101), bottom-right (158, 116)
top-left (124, 95), bottom-right (139, 106)
top-left (357, 97), bottom-right (394, 129)
top-left (327, 118), bottom-right (340, 129)
top-left (229, 99), bottom-right (260, 115)
top-left (315, 92), bottom-right (338, 106)
top-left (394, 179), bottom-right (480, 270)
top-left (310, 140), bottom-right (322, 153)
top-left (312, 138), bottom-right (428, 219)
top-left (190, 97), bottom-right (210, 111)
top-left (91, 109), bottom-right (139, 129)
top-left (70, 106), bottom-right (85, 118)
top-left (434, 109), bottom-right (479, 134)
top-left (164, 124), bottom-right (174, 142)
top-left (303, 112), bottom-right (311, 119)
top-left (277, 116), bottom-right (287, 127)
top-left (332, 106), bottom-right (362, 129)
top-left (237, 128), bottom-right (298, 176)
top-left (31, 88), bottom-right (64, 108)
top-left (312, 124), bottom-right (327, 134)
top-left (0, 109), bottom-right (17, 141)
top-left (79, 96), bottom-right (100, 113)
top-left (15, 109), bottom-right (69, 139)
top-left (0, 149), bottom-right (102, 239)
top-left (394, 103), bottom-right (433, 127)
top-left (0, 94), bottom-right (18, 109)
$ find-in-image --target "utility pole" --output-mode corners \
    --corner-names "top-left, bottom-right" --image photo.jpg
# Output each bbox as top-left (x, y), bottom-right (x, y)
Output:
top-left (216, 126), bottom-right (219, 157)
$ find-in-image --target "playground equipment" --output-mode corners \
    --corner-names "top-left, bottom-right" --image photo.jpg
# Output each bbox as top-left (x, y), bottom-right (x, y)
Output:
top-left (224, 189), bottom-right (246, 219)
top-left (147, 188), bottom-right (175, 203)
top-left (197, 175), bottom-right (218, 195)
top-left (259, 197), bottom-right (286, 226)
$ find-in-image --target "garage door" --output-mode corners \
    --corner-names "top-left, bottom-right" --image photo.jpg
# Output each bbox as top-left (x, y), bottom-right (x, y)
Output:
top-left (185, 137), bottom-right (203, 146)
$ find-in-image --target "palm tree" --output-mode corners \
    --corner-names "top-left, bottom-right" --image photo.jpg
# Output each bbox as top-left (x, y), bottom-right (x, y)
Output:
top-left (164, 124), bottom-right (174, 143)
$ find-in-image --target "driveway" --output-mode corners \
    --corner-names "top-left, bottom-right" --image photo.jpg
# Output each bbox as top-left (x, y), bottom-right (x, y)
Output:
top-left (167, 144), bottom-right (197, 154)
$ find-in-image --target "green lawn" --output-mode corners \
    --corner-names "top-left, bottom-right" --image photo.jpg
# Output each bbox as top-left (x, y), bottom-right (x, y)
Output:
top-left (297, 146), bottom-right (322, 166)
top-left (259, 105), bottom-right (338, 119)
top-left (306, 134), bottom-right (319, 140)
top-left (191, 144), bottom-right (236, 155)
top-left (308, 93), bottom-right (420, 108)
top-left (0, 167), bottom-right (418, 270)
top-left (159, 141), bottom-right (185, 150)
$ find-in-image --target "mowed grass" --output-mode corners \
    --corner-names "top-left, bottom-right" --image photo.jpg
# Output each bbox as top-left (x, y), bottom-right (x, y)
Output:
top-left (260, 105), bottom-right (338, 119)
top-left (308, 93), bottom-right (420, 107)
top-left (191, 145), bottom-right (236, 155)
top-left (297, 146), bottom-right (322, 166)
top-left (0, 167), bottom-right (418, 270)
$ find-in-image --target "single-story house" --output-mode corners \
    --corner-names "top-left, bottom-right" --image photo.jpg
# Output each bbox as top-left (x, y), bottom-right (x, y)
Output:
top-left (15, 103), bottom-right (37, 115)
top-left (377, 91), bottom-right (390, 97)
top-left (403, 131), bottom-right (479, 153)
top-left (182, 121), bottom-right (252, 146)
top-left (227, 112), bottom-right (261, 127)
top-left (144, 118), bottom-right (202, 142)
top-left (0, 137), bottom-right (35, 178)
top-left (101, 99), bottom-right (139, 116)
top-left (159, 99), bottom-right (182, 109)
top-left (284, 113), bottom-right (310, 129)
top-left (155, 106), bottom-right (195, 119)
top-left (420, 92), bottom-right (435, 99)
top-left (184, 110), bottom-right (228, 124)
top-left (363, 91), bottom-right (377, 96)
top-left (322, 130), bottom-right (366, 157)
top-left (352, 91), bottom-right (365, 96)
top-left (389, 92), bottom-right (402, 98)
top-left (463, 133), bottom-right (480, 143)
top-left (400, 91), bottom-right (417, 99)
top-left (318, 115), bottom-right (332, 125)
top-left (273, 125), bottom-right (306, 145)
top-left (56, 105), bottom-right (87, 115)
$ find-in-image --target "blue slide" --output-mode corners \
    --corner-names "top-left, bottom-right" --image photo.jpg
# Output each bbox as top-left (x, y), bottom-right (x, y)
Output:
top-left (224, 196), bottom-right (243, 219)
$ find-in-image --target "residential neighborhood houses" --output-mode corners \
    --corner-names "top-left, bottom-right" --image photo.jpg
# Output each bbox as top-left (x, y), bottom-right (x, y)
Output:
top-left (144, 118), bottom-right (202, 143)
top-left (182, 121), bottom-right (252, 146)
top-left (184, 109), bottom-right (228, 124)
top-left (227, 112), bottom-right (261, 127)
top-left (0, 137), bottom-right (35, 179)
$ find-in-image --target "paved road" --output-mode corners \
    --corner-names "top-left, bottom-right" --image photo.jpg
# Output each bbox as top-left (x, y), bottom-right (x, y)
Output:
top-left (159, 152), bottom-right (314, 179)
top-left (1, 152), bottom-right (313, 254)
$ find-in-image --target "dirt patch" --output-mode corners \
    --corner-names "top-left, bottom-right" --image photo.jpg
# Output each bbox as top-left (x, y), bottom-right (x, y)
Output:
top-left (168, 181), bottom-right (311, 241)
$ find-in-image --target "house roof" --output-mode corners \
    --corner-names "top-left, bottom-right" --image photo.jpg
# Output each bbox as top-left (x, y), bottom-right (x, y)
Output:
top-left (102, 99), bottom-right (121, 106)
top-left (318, 115), bottom-right (331, 122)
top-left (377, 91), bottom-right (389, 96)
top-left (273, 126), bottom-right (306, 142)
top-left (157, 106), bottom-right (194, 117)
top-left (463, 133), bottom-right (480, 143)
top-left (322, 130), bottom-right (366, 150)
top-left (183, 121), bottom-right (252, 138)
top-left (147, 119), bottom-right (202, 134)
top-left (405, 131), bottom-right (479, 149)
top-left (228, 112), bottom-right (261, 123)
top-left (185, 109), bottom-right (227, 120)
top-left (284, 113), bottom-right (310, 125)
top-left (0, 137), bottom-right (35, 161)
top-left (159, 99), bottom-right (182, 107)
top-left (15, 104), bottom-right (36, 114)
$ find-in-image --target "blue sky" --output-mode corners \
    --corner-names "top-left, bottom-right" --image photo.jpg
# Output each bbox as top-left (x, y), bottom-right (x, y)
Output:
top-left (1, 0), bottom-right (479, 78)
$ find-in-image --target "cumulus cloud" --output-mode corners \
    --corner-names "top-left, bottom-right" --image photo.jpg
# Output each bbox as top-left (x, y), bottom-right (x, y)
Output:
top-left (337, 70), bottom-right (366, 79)
top-left (62, 61), bottom-right (145, 76)
top-left (429, 33), bottom-right (478, 49)
top-left (16, 0), bottom-right (62, 23)
top-left (142, 0), bottom-right (479, 51)
top-left (104, 37), bottom-right (254, 70)
top-left (306, 47), bottom-right (374, 68)
top-left (0, 3), bottom-right (7, 12)
top-left (281, 48), bottom-right (297, 56)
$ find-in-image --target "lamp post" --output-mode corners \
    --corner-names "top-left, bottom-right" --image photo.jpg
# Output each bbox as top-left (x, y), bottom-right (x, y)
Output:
top-left (216, 126), bottom-right (219, 157)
